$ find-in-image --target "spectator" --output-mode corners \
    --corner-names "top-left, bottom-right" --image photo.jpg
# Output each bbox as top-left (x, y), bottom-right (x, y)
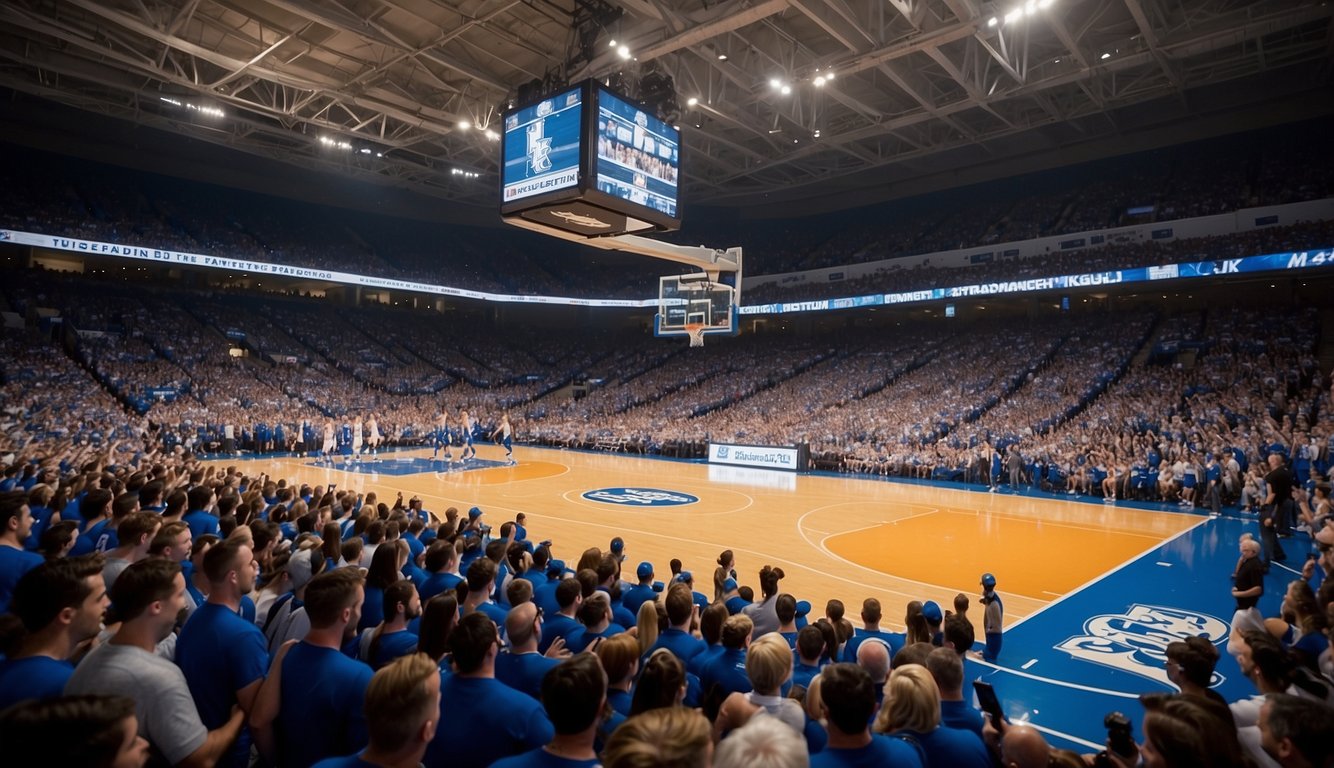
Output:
top-left (713, 714), bottom-right (810, 768)
top-left (422, 612), bottom-right (554, 768)
top-left (631, 647), bottom-right (688, 715)
top-left (926, 646), bottom-right (984, 738)
top-left (0, 491), bottom-right (44, 612)
top-left (0, 694), bottom-right (150, 768)
top-left (808, 663), bottom-right (924, 768)
top-left (603, 707), bottom-right (712, 768)
top-left (492, 653), bottom-right (607, 768)
top-left (357, 579), bottom-right (422, 670)
top-left (873, 664), bottom-right (991, 768)
top-left (495, 600), bottom-right (564, 700)
top-left (0, 554), bottom-right (108, 709)
top-left (1257, 693), bottom-right (1334, 768)
top-left (311, 653), bottom-right (442, 768)
top-left (712, 632), bottom-right (805, 740)
top-left (65, 558), bottom-right (245, 767)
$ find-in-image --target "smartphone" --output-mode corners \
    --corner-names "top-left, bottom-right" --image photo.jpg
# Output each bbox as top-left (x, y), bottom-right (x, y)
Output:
top-left (973, 680), bottom-right (1006, 726)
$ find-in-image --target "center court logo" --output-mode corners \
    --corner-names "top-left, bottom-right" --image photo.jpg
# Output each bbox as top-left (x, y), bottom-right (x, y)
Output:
top-left (1054, 604), bottom-right (1229, 689)
top-left (582, 488), bottom-right (699, 506)
top-left (716, 447), bottom-right (729, 459)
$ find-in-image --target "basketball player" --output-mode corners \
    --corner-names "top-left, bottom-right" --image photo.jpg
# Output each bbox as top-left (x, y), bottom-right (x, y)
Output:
top-left (352, 415), bottom-right (364, 461)
top-left (491, 414), bottom-right (514, 464)
top-left (366, 413), bottom-right (381, 461)
top-left (321, 420), bottom-right (336, 464)
top-left (432, 413), bottom-right (453, 462)
top-left (459, 409), bottom-right (476, 461)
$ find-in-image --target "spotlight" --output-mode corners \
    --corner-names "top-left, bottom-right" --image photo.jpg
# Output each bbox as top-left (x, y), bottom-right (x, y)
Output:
top-left (780, 84), bottom-right (791, 95)
top-left (608, 39), bottom-right (617, 47)
top-left (717, 53), bottom-right (728, 61)
top-left (484, 129), bottom-right (499, 140)
top-left (617, 45), bottom-right (631, 59)
top-left (769, 77), bottom-right (782, 89)
top-left (458, 120), bottom-right (471, 131)
top-left (687, 97), bottom-right (698, 106)
top-left (1004, 9), bottom-right (1021, 22)
top-left (988, 17), bottom-right (998, 27)
top-left (814, 76), bottom-right (826, 87)
top-left (1100, 52), bottom-right (1111, 59)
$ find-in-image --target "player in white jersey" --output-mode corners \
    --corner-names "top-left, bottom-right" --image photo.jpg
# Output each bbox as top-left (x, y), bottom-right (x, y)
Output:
top-left (491, 413), bottom-right (514, 464)
top-left (366, 414), bottom-right (381, 460)
top-left (459, 409), bottom-right (476, 461)
top-left (352, 416), bottom-right (364, 461)
top-left (321, 420), bottom-right (336, 464)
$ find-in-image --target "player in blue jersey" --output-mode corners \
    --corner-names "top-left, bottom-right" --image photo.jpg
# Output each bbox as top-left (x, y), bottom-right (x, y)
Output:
top-left (431, 413), bottom-right (453, 462)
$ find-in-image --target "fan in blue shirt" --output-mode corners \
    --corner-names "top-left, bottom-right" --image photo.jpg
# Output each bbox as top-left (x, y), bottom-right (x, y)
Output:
top-left (0, 495), bottom-right (45, 613)
top-left (492, 653), bottom-right (606, 768)
top-left (176, 540), bottom-right (270, 768)
top-left (423, 612), bottom-right (554, 768)
top-left (311, 653), bottom-right (442, 768)
top-left (809, 663), bottom-right (924, 768)
top-left (182, 486), bottom-right (220, 539)
top-left (0, 553), bottom-right (108, 710)
top-left (699, 614), bottom-right (753, 698)
top-left (494, 602), bottom-right (563, 700)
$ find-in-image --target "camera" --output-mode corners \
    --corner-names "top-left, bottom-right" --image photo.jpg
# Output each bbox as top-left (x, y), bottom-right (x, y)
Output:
top-left (1092, 712), bottom-right (1136, 767)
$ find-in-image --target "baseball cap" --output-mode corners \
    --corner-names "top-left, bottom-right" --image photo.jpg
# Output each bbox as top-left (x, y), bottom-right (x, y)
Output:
top-left (288, 548), bottom-right (316, 591)
top-left (610, 537), bottom-right (624, 555)
top-left (674, 571), bottom-right (693, 584)
top-left (981, 573), bottom-right (997, 589)
top-left (723, 578), bottom-right (738, 592)
top-left (922, 600), bottom-right (943, 624)
top-left (637, 561), bottom-right (654, 580)
top-left (468, 506), bottom-right (483, 519)
top-left (547, 559), bottom-right (566, 576)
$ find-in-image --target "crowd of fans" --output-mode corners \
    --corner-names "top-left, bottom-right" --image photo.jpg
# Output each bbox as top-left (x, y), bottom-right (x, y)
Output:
top-left (0, 435), bottom-right (1331, 767)
top-left (4, 121), bottom-right (1333, 304)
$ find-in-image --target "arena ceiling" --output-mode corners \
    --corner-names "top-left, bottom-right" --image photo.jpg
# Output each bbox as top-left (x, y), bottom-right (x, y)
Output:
top-left (0, 0), bottom-right (1331, 212)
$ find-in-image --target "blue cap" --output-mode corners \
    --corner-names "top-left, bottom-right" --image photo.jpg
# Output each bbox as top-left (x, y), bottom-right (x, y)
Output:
top-left (981, 573), bottom-right (996, 589)
top-left (723, 578), bottom-right (738, 592)
top-left (922, 600), bottom-right (943, 624)
top-left (674, 571), bottom-right (692, 584)
top-left (610, 537), bottom-right (624, 554)
top-left (547, 559), bottom-right (566, 575)
top-left (637, 561), bottom-right (654, 579)
top-left (795, 600), bottom-right (812, 617)
top-left (468, 506), bottom-right (482, 518)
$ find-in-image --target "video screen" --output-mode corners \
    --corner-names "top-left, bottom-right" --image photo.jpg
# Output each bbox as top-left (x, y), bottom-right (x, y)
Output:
top-left (594, 88), bottom-right (680, 219)
top-left (501, 87), bottom-right (583, 204)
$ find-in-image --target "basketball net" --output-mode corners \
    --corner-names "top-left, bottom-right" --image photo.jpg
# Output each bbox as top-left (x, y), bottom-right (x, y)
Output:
top-left (685, 324), bottom-right (706, 348)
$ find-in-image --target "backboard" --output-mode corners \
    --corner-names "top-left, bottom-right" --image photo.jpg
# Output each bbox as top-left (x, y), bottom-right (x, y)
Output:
top-left (655, 274), bottom-right (738, 345)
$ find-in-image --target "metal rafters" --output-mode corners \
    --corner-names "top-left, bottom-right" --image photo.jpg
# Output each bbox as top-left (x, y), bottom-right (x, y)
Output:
top-left (0, 0), bottom-right (1329, 210)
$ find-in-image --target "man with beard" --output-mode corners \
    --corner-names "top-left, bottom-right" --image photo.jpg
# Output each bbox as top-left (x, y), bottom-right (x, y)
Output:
top-left (176, 538), bottom-right (268, 768)
top-left (66, 558), bottom-right (245, 767)
top-left (357, 579), bottom-right (422, 670)
top-left (252, 567), bottom-right (373, 767)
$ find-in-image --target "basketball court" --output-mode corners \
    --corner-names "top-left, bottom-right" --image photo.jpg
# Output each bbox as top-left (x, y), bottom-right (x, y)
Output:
top-left (225, 442), bottom-right (1276, 751)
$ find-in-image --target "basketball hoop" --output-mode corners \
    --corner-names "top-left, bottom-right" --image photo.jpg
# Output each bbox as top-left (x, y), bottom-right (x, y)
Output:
top-left (685, 323), bottom-right (706, 348)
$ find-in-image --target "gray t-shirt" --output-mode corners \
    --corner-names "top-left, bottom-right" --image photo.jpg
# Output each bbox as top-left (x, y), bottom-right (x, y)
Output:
top-left (66, 642), bottom-right (207, 765)
top-left (102, 557), bottom-right (131, 591)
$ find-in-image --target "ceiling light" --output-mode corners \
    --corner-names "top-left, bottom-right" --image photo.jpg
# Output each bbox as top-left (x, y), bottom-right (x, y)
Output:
top-left (769, 77), bottom-right (782, 89)
top-left (686, 97), bottom-right (698, 106)
top-left (717, 53), bottom-right (728, 61)
top-left (484, 130), bottom-right (499, 141)
top-left (617, 45), bottom-right (631, 59)
top-left (458, 120), bottom-right (471, 131)
top-left (359, 148), bottom-right (371, 154)
top-left (1100, 52), bottom-right (1111, 59)
top-left (813, 129), bottom-right (821, 138)
top-left (814, 76), bottom-right (826, 87)
top-left (780, 84), bottom-right (791, 95)
top-left (608, 39), bottom-right (617, 48)
top-left (826, 72), bottom-right (834, 79)
top-left (1039, 0), bottom-right (1054, 7)
top-left (1026, 0), bottom-right (1037, 12)
top-left (988, 17), bottom-right (998, 27)
top-left (1004, 9), bottom-right (1021, 22)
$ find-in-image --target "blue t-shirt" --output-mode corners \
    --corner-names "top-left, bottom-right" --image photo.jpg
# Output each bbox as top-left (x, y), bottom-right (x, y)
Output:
top-left (792, 661), bottom-right (823, 691)
top-left (940, 699), bottom-right (985, 739)
top-left (539, 614), bottom-right (582, 654)
top-left (0, 546), bottom-right (44, 613)
top-left (621, 583), bottom-right (658, 617)
top-left (810, 734), bottom-right (926, 768)
top-left (0, 656), bottom-right (75, 710)
top-left (183, 510), bottom-right (220, 539)
top-left (420, 572), bottom-right (463, 601)
top-left (914, 725), bottom-right (992, 768)
top-left (699, 648), bottom-right (750, 697)
top-left (493, 748), bottom-right (600, 768)
top-left (359, 586), bottom-right (386, 631)
top-left (647, 628), bottom-right (706, 666)
top-left (564, 624), bottom-right (623, 654)
top-left (367, 629), bottom-right (420, 670)
top-left (423, 675), bottom-right (554, 768)
top-left (277, 642), bottom-right (373, 768)
top-left (607, 688), bottom-right (632, 717)
top-left (70, 519), bottom-right (116, 557)
top-left (176, 602), bottom-right (270, 768)
top-left (495, 652), bottom-right (562, 700)
top-left (24, 505), bottom-right (55, 552)
top-left (842, 628), bottom-right (900, 663)
top-left (311, 754), bottom-right (377, 768)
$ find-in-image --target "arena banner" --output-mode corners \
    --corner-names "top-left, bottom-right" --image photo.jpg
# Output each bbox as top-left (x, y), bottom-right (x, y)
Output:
top-left (707, 442), bottom-right (807, 472)
top-left (738, 247), bottom-right (1334, 316)
top-left (0, 229), bottom-right (656, 309)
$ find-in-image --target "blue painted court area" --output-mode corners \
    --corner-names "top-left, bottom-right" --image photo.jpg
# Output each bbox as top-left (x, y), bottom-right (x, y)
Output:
top-left (305, 456), bottom-right (514, 475)
top-left (976, 513), bottom-right (1316, 751)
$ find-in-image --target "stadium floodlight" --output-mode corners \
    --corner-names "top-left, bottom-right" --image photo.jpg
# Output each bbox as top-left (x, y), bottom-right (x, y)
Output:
top-left (1100, 52), bottom-right (1111, 60)
top-left (814, 75), bottom-right (826, 87)
top-left (780, 84), bottom-right (792, 95)
top-left (617, 45), bottom-right (631, 60)
top-left (988, 17), bottom-right (999, 27)
top-left (458, 120), bottom-right (471, 131)
top-left (1004, 8), bottom-right (1022, 22)
top-left (769, 77), bottom-right (782, 89)
top-left (686, 97), bottom-right (698, 106)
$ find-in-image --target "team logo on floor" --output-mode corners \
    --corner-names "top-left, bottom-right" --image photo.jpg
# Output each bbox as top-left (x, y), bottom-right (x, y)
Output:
top-left (1054, 604), bottom-right (1229, 689)
top-left (582, 488), bottom-right (699, 506)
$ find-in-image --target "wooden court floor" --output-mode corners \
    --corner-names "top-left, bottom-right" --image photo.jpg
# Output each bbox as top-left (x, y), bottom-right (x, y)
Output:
top-left (245, 444), bottom-right (1200, 631)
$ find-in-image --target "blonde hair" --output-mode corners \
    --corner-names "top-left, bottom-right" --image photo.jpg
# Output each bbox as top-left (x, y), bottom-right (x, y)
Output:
top-left (637, 600), bottom-right (661, 656)
top-left (746, 632), bottom-right (795, 694)
top-left (365, 653), bottom-right (439, 749)
top-left (803, 674), bottom-right (825, 722)
top-left (603, 708), bottom-right (711, 768)
top-left (874, 664), bottom-right (940, 734)
top-left (597, 633), bottom-right (641, 685)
